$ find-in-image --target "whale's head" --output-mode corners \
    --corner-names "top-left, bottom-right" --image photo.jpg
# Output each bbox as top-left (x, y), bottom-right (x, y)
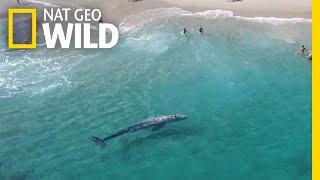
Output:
top-left (173, 114), bottom-right (187, 121)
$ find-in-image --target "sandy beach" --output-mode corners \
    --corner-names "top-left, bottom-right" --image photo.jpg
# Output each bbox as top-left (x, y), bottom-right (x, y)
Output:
top-left (161, 0), bottom-right (311, 18)
top-left (1, 0), bottom-right (312, 24)
top-left (45, 0), bottom-right (311, 23)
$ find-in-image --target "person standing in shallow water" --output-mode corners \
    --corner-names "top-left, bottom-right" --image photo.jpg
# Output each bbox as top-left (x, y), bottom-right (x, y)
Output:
top-left (307, 50), bottom-right (312, 62)
top-left (182, 28), bottom-right (188, 35)
top-left (199, 26), bottom-right (204, 34)
top-left (298, 44), bottom-right (308, 55)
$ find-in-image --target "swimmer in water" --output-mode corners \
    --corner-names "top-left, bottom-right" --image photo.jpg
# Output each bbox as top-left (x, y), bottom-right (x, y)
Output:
top-left (182, 28), bottom-right (188, 35)
top-left (199, 26), bottom-right (204, 34)
top-left (307, 50), bottom-right (312, 61)
top-left (298, 44), bottom-right (308, 55)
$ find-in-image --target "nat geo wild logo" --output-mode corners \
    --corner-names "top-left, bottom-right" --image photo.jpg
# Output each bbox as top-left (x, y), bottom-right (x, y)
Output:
top-left (8, 8), bottom-right (119, 49)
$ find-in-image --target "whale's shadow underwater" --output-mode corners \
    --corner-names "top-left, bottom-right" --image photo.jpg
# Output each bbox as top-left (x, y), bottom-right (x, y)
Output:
top-left (118, 125), bottom-right (204, 155)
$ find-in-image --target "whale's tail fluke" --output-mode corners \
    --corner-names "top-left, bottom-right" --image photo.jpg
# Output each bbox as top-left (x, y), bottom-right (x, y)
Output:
top-left (90, 136), bottom-right (106, 148)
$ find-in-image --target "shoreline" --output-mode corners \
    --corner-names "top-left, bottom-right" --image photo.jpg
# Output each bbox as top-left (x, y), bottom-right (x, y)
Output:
top-left (1, 0), bottom-right (311, 24)
top-left (45, 0), bottom-right (312, 24)
top-left (161, 0), bottom-right (311, 19)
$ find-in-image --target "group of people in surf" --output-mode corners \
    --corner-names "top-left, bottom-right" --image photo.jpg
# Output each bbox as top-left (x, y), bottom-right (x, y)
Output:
top-left (13, 0), bottom-right (312, 63)
top-left (181, 26), bottom-right (204, 35)
top-left (298, 44), bottom-right (312, 62)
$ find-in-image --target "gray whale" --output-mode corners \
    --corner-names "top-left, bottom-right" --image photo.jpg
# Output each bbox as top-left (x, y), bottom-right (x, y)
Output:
top-left (90, 114), bottom-right (187, 148)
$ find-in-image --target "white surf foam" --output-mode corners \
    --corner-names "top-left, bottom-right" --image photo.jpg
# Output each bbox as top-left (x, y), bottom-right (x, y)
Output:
top-left (22, 0), bottom-right (60, 7)
top-left (119, 7), bottom-right (311, 34)
top-left (23, 0), bottom-right (85, 9)
top-left (182, 8), bottom-right (311, 25)
top-left (234, 16), bottom-right (311, 25)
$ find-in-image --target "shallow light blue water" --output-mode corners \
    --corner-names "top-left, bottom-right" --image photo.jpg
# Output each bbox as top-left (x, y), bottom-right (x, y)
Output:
top-left (0, 6), bottom-right (311, 180)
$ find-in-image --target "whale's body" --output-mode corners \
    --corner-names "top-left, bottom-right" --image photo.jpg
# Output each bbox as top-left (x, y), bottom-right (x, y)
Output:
top-left (91, 114), bottom-right (187, 148)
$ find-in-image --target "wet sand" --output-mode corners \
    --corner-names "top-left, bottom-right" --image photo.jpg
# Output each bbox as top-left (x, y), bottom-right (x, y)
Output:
top-left (0, 0), bottom-right (312, 23)
top-left (41, 0), bottom-right (311, 24)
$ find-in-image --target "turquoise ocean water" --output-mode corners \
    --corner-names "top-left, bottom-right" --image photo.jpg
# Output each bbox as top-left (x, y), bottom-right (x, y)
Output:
top-left (0, 4), bottom-right (312, 180)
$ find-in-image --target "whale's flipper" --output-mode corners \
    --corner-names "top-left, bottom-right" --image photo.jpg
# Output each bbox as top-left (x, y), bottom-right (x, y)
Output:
top-left (90, 136), bottom-right (106, 148)
top-left (151, 123), bottom-right (166, 131)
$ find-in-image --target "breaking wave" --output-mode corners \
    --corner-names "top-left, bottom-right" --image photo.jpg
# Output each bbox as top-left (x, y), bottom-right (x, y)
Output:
top-left (119, 7), bottom-right (311, 34)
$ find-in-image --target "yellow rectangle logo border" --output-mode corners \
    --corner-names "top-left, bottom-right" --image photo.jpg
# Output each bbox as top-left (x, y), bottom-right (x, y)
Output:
top-left (313, 0), bottom-right (317, 178)
top-left (8, 8), bottom-right (37, 49)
